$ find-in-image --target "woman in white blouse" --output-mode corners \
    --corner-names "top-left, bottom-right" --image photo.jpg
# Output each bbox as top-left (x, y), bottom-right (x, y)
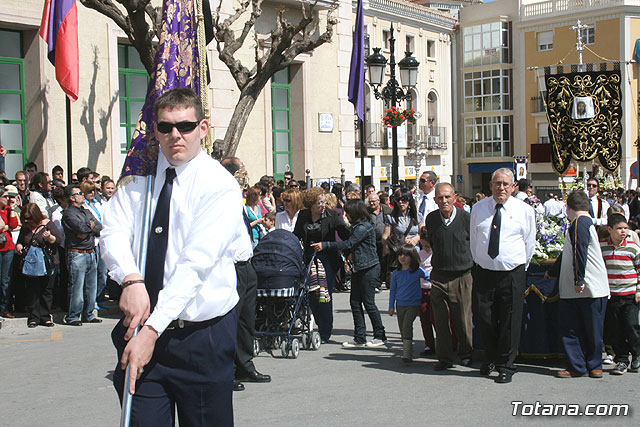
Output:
top-left (275, 189), bottom-right (303, 232)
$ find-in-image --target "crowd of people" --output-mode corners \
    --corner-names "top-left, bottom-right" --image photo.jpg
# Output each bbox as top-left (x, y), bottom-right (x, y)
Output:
top-left (2, 158), bottom-right (639, 386)
top-left (0, 164), bottom-right (116, 327)
top-left (240, 168), bottom-right (639, 384)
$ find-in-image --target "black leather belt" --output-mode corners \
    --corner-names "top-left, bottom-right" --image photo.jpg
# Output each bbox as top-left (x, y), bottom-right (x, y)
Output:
top-left (165, 313), bottom-right (227, 331)
top-left (236, 260), bottom-right (250, 266)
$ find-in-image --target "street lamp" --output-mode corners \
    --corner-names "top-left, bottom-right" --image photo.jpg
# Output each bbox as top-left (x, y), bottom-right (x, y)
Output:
top-left (366, 23), bottom-right (419, 186)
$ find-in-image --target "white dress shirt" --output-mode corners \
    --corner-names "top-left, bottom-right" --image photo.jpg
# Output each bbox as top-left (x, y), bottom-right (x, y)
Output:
top-left (543, 198), bottom-right (564, 217)
top-left (100, 150), bottom-right (244, 334)
top-left (415, 189), bottom-right (437, 218)
top-left (589, 195), bottom-right (609, 226)
top-left (470, 196), bottom-right (536, 271)
top-left (275, 210), bottom-right (298, 232)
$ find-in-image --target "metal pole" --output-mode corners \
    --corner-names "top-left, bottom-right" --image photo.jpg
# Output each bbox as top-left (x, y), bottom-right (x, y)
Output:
top-left (120, 175), bottom-right (154, 427)
top-left (360, 120), bottom-right (366, 198)
top-left (390, 24), bottom-right (399, 187)
top-left (66, 97), bottom-right (73, 183)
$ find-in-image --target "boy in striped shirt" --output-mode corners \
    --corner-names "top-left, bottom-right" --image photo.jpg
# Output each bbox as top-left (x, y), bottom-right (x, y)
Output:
top-left (600, 213), bottom-right (640, 374)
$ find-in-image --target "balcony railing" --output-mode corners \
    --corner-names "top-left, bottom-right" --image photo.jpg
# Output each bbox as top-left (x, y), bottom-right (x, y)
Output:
top-left (357, 124), bottom-right (447, 151)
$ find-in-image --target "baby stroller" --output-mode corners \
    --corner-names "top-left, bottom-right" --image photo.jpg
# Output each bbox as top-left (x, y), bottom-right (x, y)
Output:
top-left (251, 229), bottom-right (321, 358)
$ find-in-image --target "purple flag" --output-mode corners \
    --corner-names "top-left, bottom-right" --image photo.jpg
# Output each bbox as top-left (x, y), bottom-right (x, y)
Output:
top-left (120, 0), bottom-right (202, 180)
top-left (348, 0), bottom-right (365, 122)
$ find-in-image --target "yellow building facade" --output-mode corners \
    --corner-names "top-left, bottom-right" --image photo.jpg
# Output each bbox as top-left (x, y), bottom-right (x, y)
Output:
top-left (459, 0), bottom-right (640, 196)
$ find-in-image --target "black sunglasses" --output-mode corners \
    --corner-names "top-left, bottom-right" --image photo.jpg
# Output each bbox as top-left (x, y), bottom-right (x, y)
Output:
top-left (157, 121), bottom-right (200, 134)
top-left (283, 198), bottom-right (292, 202)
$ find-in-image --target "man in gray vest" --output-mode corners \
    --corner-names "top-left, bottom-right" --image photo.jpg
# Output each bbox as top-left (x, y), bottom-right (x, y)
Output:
top-left (425, 183), bottom-right (474, 371)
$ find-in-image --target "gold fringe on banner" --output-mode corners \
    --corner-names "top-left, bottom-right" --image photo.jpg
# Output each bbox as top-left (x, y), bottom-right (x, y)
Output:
top-left (524, 284), bottom-right (560, 303)
top-left (195, 0), bottom-right (212, 155)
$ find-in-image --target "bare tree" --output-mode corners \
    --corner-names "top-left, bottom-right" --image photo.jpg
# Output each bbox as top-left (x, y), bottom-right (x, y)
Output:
top-left (79, 0), bottom-right (337, 158)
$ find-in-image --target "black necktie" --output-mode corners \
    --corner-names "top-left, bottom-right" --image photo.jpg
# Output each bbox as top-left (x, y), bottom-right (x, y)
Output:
top-left (488, 203), bottom-right (502, 259)
top-left (145, 167), bottom-right (176, 310)
top-left (589, 199), bottom-right (595, 217)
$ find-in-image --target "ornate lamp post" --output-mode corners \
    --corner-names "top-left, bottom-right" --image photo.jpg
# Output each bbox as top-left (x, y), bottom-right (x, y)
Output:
top-left (366, 23), bottom-right (419, 186)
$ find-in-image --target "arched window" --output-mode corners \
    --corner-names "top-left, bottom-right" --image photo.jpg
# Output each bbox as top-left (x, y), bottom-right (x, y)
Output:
top-left (427, 91), bottom-right (438, 132)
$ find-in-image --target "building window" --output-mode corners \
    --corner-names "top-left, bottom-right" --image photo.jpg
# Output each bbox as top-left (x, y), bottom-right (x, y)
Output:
top-left (364, 25), bottom-right (370, 58)
top-left (463, 21), bottom-right (510, 67)
top-left (464, 115), bottom-right (512, 158)
top-left (271, 67), bottom-right (292, 180)
top-left (427, 39), bottom-right (436, 60)
top-left (0, 29), bottom-right (26, 177)
top-left (538, 123), bottom-right (549, 144)
top-left (463, 69), bottom-right (511, 113)
top-left (383, 29), bottom-right (391, 51)
top-left (537, 31), bottom-right (553, 51)
top-left (585, 26), bottom-right (595, 45)
top-left (406, 35), bottom-right (415, 54)
top-left (118, 44), bottom-right (149, 155)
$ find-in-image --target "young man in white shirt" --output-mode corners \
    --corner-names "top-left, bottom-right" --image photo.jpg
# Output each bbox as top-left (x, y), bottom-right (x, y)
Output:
top-left (101, 88), bottom-right (246, 425)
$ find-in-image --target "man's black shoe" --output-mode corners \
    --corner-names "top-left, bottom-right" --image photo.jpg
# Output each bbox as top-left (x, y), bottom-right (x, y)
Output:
top-left (495, 371), bottom-right (513, 384)
top-left (480, 362), bottom-right (495, 376)
top-left (233, 381), bottom-right (245, 392)
top-left (236, 370), bottom-right (271, 383)
top-left (88, 318), bottom-right (103, 324)
top-left (433, 361), bottom-right (454, 371)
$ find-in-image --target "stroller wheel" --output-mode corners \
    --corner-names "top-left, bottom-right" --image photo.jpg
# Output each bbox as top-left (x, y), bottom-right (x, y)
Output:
top-left (301, 333), bottom-right (309, 350)
top-left (311, 331), bottom-right (321, 350)
top-left (280, 340), bottom-right (289, 358)
top-left (253, 338), bottom-right (260, 357)
top-left (290, 338), bottom-right (300, 359)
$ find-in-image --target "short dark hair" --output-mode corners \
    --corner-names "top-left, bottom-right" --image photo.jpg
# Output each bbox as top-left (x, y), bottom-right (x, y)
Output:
top-left (31, 172), bottom-right (49, 191)
top-left (396, 244), bottom-right (421, 272)
top-left (154, 88), bottom-right (204, 121)
top-left (567, 190), bottom-right (589, 211)
top-left (52, 178), bottom-right (65, 188)
top-left (518, 178), bottom-right (530, 191)
top-left (265, 211), bottom-right (276, 222)
top-left (344, 199), bottom-right (370, 224)
top-left (365, 184), bottom-right (376, 191)
top-left (284, 171), bottom-right (294, 179)
top-left (76, 167), bottom-right (93, 182)
top-left (220, 157), bottom-right (242, 175)
top-left (24, 161), bottom-right (37, 171)
top-left (586, 177), bottom-right (599, 188)
top-left (52, 165), bottom-right (64, 175)
top-left (64, 184), bottom-right (81, 202)
top-left (607, 213), bottom-right (628, 228)
top-left (421, 171), bottom-right (438, 183)
top-left (52, 186), bottom-right (66, 204)
top-left (320, 182), bottom-right (330, 192)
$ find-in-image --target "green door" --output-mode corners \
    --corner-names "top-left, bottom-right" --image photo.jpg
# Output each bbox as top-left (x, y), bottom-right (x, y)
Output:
top-left (271, 68), bottom-right (291, 181)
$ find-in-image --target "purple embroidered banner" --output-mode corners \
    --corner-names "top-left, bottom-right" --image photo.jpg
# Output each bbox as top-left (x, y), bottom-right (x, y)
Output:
top-left (120, 0), bottom-right (202, 179)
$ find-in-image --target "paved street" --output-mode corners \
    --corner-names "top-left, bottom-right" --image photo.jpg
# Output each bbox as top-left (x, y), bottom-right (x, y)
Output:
top-left (1, 291), bottom-right (638, 426)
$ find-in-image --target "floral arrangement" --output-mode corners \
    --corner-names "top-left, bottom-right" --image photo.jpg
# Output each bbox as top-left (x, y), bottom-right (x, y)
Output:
top-left (382, 107), bottom-right (416, 127)
top-left (532, 213), bottom-right (568, 262)
top-left (562, 172), bottom-right (623, 192)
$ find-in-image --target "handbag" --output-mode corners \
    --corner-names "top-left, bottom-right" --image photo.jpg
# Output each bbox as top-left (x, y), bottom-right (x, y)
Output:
top-left (386, 218), bottom-right (414, 254)
top-left (20, 225), bottom-right (55, 277)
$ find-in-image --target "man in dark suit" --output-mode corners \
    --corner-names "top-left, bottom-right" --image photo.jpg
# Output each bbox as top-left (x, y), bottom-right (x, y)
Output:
top-left (221, 157), bottom-right (271, 392)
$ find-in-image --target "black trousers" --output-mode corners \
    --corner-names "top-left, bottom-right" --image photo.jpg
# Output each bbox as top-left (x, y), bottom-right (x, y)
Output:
top-left (605, 294), bottom-right (640, 363)
top-left (234, 261), bottom-right (257, 374)
top-left (350, 264), bottom-right (386, 343)
top-left (112, 310), bottom-right (237, 427)
top-left (24, 274), bottom-right (55, 324)
top-left (472, 264), bottom-right (526, 374)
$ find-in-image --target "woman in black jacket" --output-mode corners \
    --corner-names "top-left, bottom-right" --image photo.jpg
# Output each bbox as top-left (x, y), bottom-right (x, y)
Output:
top-left (293, 187), bottom-right (350, 343)
top-left (312, 199), bottom-right (386, 348)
